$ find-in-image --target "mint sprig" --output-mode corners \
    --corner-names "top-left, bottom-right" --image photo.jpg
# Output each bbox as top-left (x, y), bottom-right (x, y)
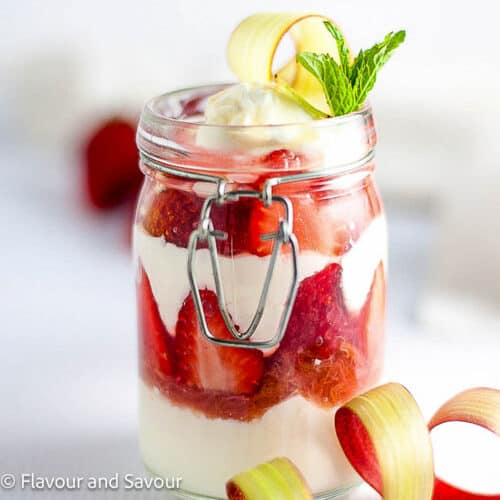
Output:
top-left (296, 22), bottom-right (406, 116)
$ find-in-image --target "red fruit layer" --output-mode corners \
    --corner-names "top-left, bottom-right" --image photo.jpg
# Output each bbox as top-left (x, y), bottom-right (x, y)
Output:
top-left (138, 259), bottom-right (385, 420)
top-left (139, 149), bottom-right (380, 257)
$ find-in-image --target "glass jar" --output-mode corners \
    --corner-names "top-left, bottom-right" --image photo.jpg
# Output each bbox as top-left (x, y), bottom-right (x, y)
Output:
top-left (134, 84), bottom-right (387, 499)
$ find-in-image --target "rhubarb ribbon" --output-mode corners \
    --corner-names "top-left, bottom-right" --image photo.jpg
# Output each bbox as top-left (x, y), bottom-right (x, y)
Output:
top-left (227, 13), bottom-right (344, 113)
top-left (226, 457), bottom-right (313, 500)
top-left (335, 384), bottom-right (500, 499)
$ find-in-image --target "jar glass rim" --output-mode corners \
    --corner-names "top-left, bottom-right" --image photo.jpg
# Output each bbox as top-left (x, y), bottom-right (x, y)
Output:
top-left (137, 83), bottom-right (377, 176)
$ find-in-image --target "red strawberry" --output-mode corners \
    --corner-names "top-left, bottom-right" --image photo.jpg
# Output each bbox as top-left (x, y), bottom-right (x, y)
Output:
top-left (175, 290), bottom-right (264, 395)
top-left (272, 262), bottom-right (362, 406)
top-left (262, 148), bottom-right (303, 170)
top-left (142, 189), bottom-right (202, 245)
top-left (295, 338), bottom-right (359, 407)
top-left (248, 149), bottom-right (380, 257)
top-left (248, 200), bottom-right (281, 257)
top-left (83, 117), bottom-right (141, 210)
top-left (248, 193), bottom-right (352, 257)
top-left (142, 188), bottom-right (253, 255)
top-left (279, 263), bottom-right (351, 355)
top-left (137, 265), bottom-right (174, 382)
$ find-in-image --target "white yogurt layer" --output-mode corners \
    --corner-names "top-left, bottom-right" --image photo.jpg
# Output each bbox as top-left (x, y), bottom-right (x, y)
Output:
top-left (139, 381), bottom-right (360, 497)
top-left (133, 216), bottom-right (386, 339)
top-left (341, 216), bottom-right (388, 311)
top-left (135, 225), bottom-right (331, 338)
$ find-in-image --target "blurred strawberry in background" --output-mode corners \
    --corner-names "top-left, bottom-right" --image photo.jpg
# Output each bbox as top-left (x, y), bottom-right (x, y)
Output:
top-left (82, 117), bottom-right (142, 246)
top-left (83, 117), bottom-right (141, 210)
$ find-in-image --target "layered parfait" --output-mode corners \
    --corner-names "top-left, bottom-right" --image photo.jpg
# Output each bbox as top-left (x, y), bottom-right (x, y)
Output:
top-left (134, 12), bottom-right (404, 498)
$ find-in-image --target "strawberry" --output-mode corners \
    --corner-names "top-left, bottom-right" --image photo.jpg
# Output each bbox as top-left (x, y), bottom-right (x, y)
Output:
top-left (83, 117), bottom-right (141, 210)
top-left (248, 188), bottom-right (379, 257)
top-left (137, 265), bottom-right (174, 382)
top-left (262, 148), bottom-right (303, 170)
top-left (273, 262), bottom-right (362, 406)
top-left (142, 189), bottom-right (202, 245)
top-left (142, 188), bottom-right (254, 255)
top-left (248, 193), bottom-right (352, 257)
top-left (175, 290), bottom-right (264, 395)
top-left (295, 338), bottom-right (359, 407)
top-left (248, 149), bottom-right (381, 257)
top-left (247, 200), bottom-right (281, 257)
top-left (279, 263), bottom-right (350, 355)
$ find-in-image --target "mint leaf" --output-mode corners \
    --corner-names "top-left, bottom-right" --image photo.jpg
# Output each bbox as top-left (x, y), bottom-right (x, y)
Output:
top-left (296, 25), bottom-right (406, 117)
top-left (350, 30), bottom-right (406, 107)
top-left (296, 52), bottom-right (355, 116)
top-left (323, 21), bottom-right (351, 77)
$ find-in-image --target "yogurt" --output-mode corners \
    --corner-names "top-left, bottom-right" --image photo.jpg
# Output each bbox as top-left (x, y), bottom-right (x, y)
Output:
top-left (139, 381), bottom-right (360, 497)
top-left (134, 216), bottom-right (386, 338)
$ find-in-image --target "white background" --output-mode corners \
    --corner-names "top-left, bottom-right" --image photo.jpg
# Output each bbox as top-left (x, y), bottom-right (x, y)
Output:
top-left (1, 1), bottom-right (499, 498)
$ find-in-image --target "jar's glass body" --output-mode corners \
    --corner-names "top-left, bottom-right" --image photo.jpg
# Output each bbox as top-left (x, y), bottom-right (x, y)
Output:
top-left (134, 85), bottom-right (387, 499)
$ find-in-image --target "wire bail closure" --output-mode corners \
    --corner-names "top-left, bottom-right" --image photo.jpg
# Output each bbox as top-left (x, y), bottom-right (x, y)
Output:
top-left (187, 186), bottom-right (299, 349)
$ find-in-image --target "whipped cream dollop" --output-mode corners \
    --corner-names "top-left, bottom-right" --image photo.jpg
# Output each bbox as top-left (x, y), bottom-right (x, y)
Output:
top-left (204, 83), bottom-right (312, 126)
top-left (196, 83), bottom-right (313, 150)
top-left (196, 83), bottom-right (369, 168)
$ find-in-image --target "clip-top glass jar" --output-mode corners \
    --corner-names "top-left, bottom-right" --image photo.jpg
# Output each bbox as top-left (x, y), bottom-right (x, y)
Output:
top-left (134, 84), bottom-right (387, 499)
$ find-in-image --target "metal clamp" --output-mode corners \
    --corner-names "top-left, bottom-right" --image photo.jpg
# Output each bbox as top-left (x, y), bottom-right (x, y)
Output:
top-left (187, 189), bottom-right (299, 349)
top-left (139, 148), bottom-right (375, 349)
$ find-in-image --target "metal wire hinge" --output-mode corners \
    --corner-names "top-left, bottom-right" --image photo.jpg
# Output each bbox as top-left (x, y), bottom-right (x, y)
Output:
top-left (187, 185), bottom-right (299, 349)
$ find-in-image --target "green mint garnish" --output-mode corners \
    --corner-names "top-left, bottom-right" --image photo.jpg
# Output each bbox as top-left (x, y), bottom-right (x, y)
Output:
top-left (296, 22), bottom-right (406, 116)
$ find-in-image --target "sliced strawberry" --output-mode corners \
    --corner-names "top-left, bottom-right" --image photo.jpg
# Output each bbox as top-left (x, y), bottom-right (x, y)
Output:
top-left (83, 117), bottom-right (141, 210)
top-left (271, 262), bottom-right (363, 406)
top-left (248, 194), bottom-right (353, 257)
top-left (137, 265), bottom-right (174, 382)
top-left (142, 188), bottom-right (253, 255)
top-left (175, 290), bottom-right (264, 395)
top-left (247, 196), bottom-right (304, 257)
top-left (142, 188), bottom-right (202, 245)
top-left (279, 263), bottom-right (350, 355)
top-left (248, 149), bottom-right (380, 257)
top-left (248, 200), bottom-right (281, 257)
top-left (212, 198), bottom-right (254, 256)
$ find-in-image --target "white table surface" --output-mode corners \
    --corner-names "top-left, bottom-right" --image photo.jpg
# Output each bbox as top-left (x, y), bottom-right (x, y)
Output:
top-left (1, 141), bottom-right (499, 499)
